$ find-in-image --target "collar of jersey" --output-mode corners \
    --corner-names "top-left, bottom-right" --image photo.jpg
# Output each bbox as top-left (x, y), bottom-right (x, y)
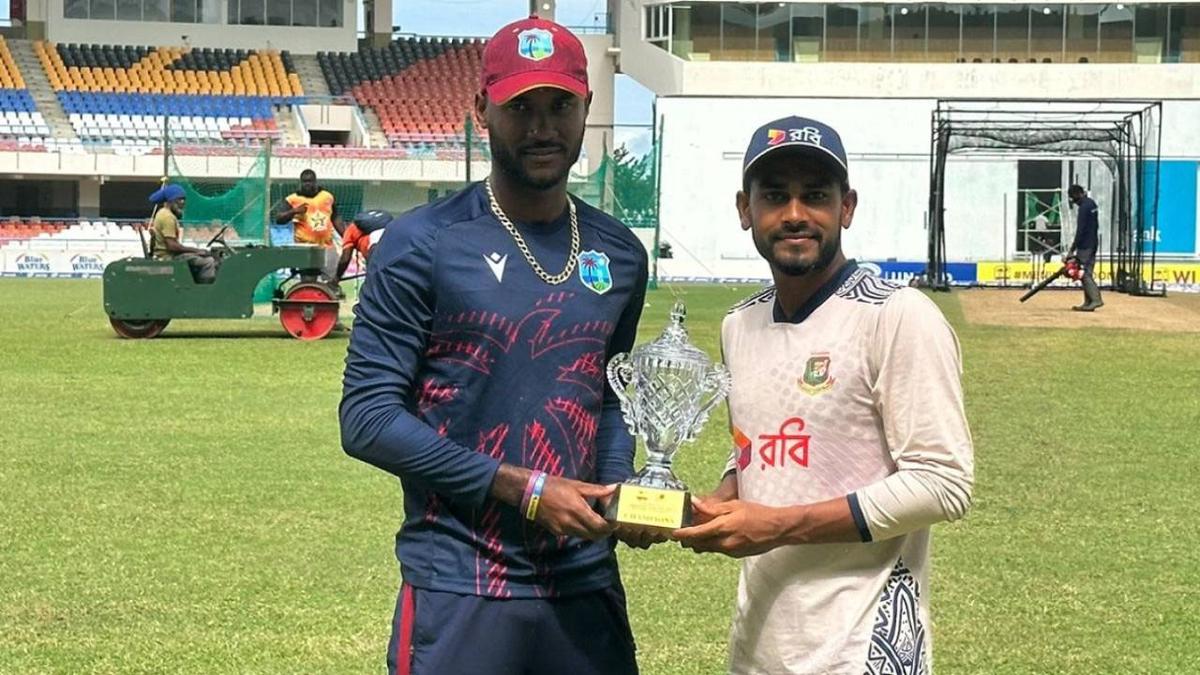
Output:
top-left (772, 259), bottom-right (858, 324)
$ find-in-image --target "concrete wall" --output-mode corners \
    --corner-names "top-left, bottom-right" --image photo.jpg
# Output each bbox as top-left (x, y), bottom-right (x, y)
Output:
top-left (580, 34), bottom-right (618, 172)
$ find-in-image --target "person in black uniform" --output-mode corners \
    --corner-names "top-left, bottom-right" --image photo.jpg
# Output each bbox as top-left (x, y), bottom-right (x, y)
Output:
top-left (1067, 185), bottom-right (1104, 311)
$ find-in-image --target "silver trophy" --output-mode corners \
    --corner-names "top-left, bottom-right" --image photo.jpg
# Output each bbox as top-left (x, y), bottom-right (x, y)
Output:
top-left (604, 301), bottom-right (732, 530)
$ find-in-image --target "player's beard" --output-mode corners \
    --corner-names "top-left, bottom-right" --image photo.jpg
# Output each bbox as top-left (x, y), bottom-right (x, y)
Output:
top-left (489, 135), bottom-right (582, 192)
top-left (758, 226), bottom-right (841, 277)
top-left (299, 185), bottom-right (319, 198)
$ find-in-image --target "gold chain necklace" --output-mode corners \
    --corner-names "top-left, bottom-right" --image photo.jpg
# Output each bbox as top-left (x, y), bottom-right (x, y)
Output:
top-left (484, 177), bottom-right (579, 286)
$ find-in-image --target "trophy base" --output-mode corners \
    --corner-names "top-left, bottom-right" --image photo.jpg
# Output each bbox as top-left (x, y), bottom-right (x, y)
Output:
top-left (604, 483), bottom-right (693, 531)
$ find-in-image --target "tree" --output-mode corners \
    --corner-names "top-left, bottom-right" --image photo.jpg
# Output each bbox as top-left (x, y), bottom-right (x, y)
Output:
top-left (610, 144), bottom-right (657, 227)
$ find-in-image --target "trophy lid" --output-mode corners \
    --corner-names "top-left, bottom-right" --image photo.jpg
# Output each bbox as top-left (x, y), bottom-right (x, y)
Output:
top-left (633, 301), bottom-right (713, 369)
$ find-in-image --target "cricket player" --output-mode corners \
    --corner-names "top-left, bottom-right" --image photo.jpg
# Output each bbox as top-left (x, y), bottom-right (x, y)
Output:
top-left (674, 116), bottom-right (975, 674)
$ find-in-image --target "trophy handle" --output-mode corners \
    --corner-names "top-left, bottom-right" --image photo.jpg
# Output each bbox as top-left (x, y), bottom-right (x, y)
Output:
top-left (685, 364), bottom-right (732, 442)
top-left (607, 353), bottom-right (639, 437)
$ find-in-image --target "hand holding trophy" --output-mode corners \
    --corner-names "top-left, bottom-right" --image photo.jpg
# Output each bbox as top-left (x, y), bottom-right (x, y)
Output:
top-left (604, 301), bottom-right (732, 532)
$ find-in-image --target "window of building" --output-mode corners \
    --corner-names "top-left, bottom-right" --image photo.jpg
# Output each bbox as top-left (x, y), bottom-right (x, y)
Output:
top-left (1168, 4), bottom-right (1200, 62)
top-left (64, 0), bottom-right (89, 19)
top-left (267, 0), bottom-right (291, 26)
top-left (1017, 160), bottom-right (1065, 255)
top-left (64, 0), bottom-right (214, 22)
top-left (927, 4), bottom-right (959, 62)
top-left (236, 0), bottom-right (265, 25)
top-left (171, 0), bottom-right (196, 22)
top-left (1135, 5), bottom-right (1169, 62)
top-left (755, 3), bottom-right (792, 62)
top-left (688, 3), bottom-right (723, 60)
top-left (293, 0), bottom-right (316, 27)
top-left (995, 4), bottom-right (1029, 61)
top-left (318, 0), bottom-right (342, 27)
top-left (1066, 4), bottom-right (1100, 62)
top-left (1098, 3), bottom-right (1134, 62)
top-left (790, 3), bottom-right (825, 63)
top-left (645, 3), bottom-right (671, 43)
top-left (721, 3), bottom-right (759, 61)
top-left (892, 5), bottom-right (927, 60)
top-left (90, 0), bottom-right (116, 20)
top-left (1030, 6), bottom-right (1065, 61)
top-left (859, 4), bottom-right (889, 61)
top-left (826, 4), bottom-right (859, 61)
top-left (144, 0), bottom-right (169, 22)
top-left (117, 0), bottom-right (142, 21)
top-left (637, 1), bottom-right (1185, 65)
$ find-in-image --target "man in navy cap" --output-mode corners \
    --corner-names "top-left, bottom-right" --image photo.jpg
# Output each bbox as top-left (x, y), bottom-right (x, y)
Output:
top-left (148, 183), bottom-right (217, 284)
top-left (674, 116), bottom-right (974, 674)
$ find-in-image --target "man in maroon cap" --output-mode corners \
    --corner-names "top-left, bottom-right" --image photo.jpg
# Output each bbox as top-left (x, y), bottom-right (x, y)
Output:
top-left (341, 15), bottom-right (649, 675)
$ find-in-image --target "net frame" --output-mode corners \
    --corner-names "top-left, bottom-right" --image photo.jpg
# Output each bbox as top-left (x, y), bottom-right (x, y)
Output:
top-left (927, 99), bottom-right (1163, 296)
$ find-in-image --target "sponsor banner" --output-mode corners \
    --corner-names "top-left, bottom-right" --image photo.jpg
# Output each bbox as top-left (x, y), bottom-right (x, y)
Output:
top-left (859, 260), bottom-right (977, 285)
top-left (0, 250), bottom-right (121, 278)
top-left (1142, 160), bottom-right (1198, 255)
top-left (977, 260), bottom-right (1200, 292)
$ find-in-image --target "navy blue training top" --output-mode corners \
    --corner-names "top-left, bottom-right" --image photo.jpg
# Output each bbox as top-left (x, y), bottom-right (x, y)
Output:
top-left (1073, 196), bottom-right (1099, 251)
top-left (340, 182), bottom-right (648, 598)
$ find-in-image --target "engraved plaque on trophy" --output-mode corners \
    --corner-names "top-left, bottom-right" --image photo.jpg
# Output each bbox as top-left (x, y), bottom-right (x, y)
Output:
top-left (604, 301), bottom-right (732, 531)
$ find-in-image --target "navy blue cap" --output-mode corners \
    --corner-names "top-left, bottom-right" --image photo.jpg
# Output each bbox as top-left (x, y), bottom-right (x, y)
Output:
top-left (148, 183), bottom-right (186, 203)
top-left (742, 116), bottom-right (849, 181)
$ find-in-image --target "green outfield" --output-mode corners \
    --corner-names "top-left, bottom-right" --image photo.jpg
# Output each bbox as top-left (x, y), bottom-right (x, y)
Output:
top-left (1, 279), bottom-right (1197, 674)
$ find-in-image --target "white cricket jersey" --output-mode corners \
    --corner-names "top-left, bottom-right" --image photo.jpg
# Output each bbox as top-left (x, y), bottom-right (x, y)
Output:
top-left (720, 262), bottom-right (974, 675)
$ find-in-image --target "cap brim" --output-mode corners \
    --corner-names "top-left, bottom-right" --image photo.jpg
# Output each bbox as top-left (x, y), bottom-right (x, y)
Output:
top-left (744, 143), bottom-right (848, 180)
top-left (487, 71), bottom-right (588, 104)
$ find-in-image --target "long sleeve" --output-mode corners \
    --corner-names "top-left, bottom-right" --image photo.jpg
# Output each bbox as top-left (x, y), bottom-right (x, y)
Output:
top-left (850, 289), bottom-right (975, 542)
top-left (593, 248), bottom-right (648, 485)
top-left (339, 216), bottom-right (502, 508)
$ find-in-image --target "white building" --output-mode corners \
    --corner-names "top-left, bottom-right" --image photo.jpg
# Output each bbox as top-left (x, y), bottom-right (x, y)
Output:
top-left (612, 0), bottom-right (1200, 288)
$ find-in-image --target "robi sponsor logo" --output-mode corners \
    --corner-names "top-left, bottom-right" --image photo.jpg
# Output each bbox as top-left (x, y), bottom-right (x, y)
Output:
top-left (766, 127), bottom-right (824, 147)
top-left (71, 254), bottom-right (105, 275)
top-left (757, 417), bottom-right (810, 470)
top-left (15, 253), bottom-right (51, 274)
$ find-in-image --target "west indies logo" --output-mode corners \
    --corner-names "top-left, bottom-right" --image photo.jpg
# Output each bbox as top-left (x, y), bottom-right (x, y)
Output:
top-left (517, 28), bottom-right (554, 61)
top-left (577, 250), bottom-right (612, 295)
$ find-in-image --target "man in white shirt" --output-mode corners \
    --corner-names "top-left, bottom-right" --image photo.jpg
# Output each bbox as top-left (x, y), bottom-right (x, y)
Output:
top-left (673, 116), bottom-right (975, 675)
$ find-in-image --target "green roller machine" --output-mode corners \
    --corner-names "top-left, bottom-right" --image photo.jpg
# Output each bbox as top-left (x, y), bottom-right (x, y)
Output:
top-left (103, 227), bottom-right (342, 340)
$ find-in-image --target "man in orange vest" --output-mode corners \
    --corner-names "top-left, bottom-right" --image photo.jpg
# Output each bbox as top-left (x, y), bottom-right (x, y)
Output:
top-left (274, 168), bottom-right (344, 278)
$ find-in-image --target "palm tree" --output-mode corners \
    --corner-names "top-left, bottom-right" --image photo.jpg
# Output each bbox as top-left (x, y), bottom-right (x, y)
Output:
top-left (580, 254), bottom-right (599, 284)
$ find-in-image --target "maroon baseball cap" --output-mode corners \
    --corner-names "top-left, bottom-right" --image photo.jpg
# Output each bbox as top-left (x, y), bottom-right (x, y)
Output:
top-left (481, 16), bottom-right (589, 105)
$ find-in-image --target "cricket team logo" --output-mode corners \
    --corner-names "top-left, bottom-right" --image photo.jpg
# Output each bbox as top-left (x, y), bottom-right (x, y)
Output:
top-left (517, 28), bottom-right (554, 61)
top-left (798, 353), bottom-right (835, 395)
top-left (577, 250), bottom-right (612, 294)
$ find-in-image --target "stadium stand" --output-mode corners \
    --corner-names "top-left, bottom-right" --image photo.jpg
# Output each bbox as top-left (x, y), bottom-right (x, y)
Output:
top-left (0, 36), bottom-right (51, 150)
top-left (317, 37), bottom-right (484, 156)
top-left (34, 41), bottom-right (303, 149)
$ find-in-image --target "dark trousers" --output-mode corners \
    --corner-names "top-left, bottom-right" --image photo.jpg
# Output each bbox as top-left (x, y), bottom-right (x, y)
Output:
top-left (176, 252), bottom-right (217, 284)
top-left (1076, 248), bottom-right (1102, 306)
top-left (387, 583), bottom-right (639, 675)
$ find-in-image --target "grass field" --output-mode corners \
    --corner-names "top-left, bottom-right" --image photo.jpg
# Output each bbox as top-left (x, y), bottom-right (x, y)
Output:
top-left (2, 279), bottom-right (1198, 674)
